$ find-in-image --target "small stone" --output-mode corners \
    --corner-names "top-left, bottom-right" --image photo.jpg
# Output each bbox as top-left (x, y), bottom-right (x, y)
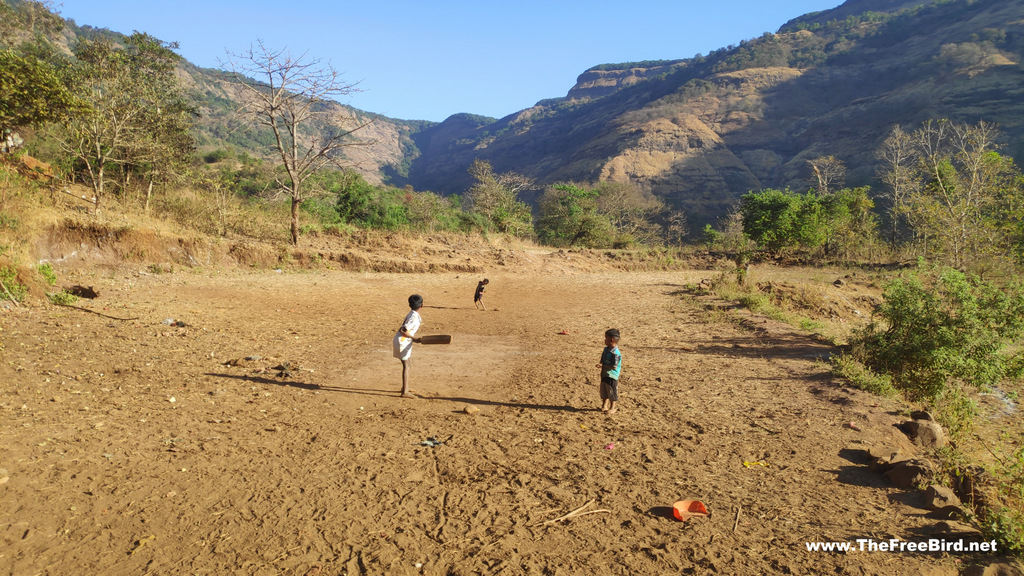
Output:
top-left (885, 458), bottom-right (933, 488)
top-left (463, 405), bottom-right (480, 415)
top-left (963, 561), bottom-right (1024, 576)
top-left (925, 485), bottom-right (961, 510)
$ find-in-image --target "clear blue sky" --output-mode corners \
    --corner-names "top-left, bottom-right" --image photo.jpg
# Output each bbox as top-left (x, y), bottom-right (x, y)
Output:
top-left (57, 1), bottom-right (843, 122)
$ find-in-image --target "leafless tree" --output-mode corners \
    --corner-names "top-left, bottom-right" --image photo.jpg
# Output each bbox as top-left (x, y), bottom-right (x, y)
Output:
top-left (224, 40), bottom-right (371, 244)
top-left (908, 119), bottom-right (1007, 268)
top-left (875, 125), bottom-right (919, 250)
top-left (807, 155), bottom-right (846, 195)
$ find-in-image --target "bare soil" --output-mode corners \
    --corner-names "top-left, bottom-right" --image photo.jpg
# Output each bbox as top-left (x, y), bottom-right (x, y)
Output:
top-left (0, 244), bottom-right (1007, 575)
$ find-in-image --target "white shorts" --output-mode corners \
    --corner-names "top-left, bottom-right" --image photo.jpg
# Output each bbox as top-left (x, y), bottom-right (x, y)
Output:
top-left (393, 332), bottom-right (413, 360)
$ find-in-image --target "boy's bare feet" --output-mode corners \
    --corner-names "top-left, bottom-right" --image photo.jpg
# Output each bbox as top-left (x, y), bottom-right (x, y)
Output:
top-left (401, 391), bottom-right (418, 399)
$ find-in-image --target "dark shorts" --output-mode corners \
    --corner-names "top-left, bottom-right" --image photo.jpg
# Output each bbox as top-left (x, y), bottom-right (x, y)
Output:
top-left (600, 376), bottom-right (619, 402)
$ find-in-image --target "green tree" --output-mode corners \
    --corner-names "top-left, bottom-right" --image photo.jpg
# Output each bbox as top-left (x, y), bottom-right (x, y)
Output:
top-left (0, 48), bottom-right (76, 138)
top-left (118, 33), bottom-right (197, 212)
top-left (739, 188), bottom-right (824, 255)
top-left (224, 40), bottom-right (371, 245)
top-left (55, 33), bottom-right (195, 213)
top-left (537, 183), bottom-right (614, 247)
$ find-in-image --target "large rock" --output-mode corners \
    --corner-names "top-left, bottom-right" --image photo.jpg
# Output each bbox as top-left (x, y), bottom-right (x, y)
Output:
top-left (867, 445), bottom-right (903, 472)
top-left (898, 419), bottom-right (947, 448)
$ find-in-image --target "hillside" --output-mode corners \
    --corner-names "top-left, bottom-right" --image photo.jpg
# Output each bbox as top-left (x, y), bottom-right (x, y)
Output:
top-left (12, 0), bottom-right (1024, 226)
top-left (399, 0), bottom-right (1024, 224)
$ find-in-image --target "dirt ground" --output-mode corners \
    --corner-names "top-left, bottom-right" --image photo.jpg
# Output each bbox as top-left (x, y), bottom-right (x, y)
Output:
top-left (0, 252), bottom-right (1010, 575)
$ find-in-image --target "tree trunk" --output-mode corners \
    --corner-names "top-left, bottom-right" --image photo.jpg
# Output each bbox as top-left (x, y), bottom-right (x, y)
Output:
top-left (291, 194), bottom-right (299, 245)
top-left (145, 179), bottom-right (154, 214)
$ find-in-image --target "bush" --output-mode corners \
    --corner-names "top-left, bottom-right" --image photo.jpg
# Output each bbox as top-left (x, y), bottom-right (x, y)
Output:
top-left (850, 266), bottom-right (1024, 433)
top-left (37, 262), bottom-right (56, 285)
top-left (47, 290), bottom-right (78, 305)
top-left (0, 266), bottom-right (26, 302)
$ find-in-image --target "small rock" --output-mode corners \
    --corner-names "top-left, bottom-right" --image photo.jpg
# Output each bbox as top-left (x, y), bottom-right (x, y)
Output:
top-left (963, 562), bottom-right (1024, 576)
top-left (885, 458), bottom-right (933, 488)
top-left (867, 445), bottom-right (901, 471)
top-left (925, 485), bottom-right (961, 510)
top-left (927, 505), bottom-right (967, 520)
top-left (899, 419), bottom-right (947, 448)
top-left (933, 520), bottom-right (985, 542)
top-left (463, 405), bottom-right (480, 415)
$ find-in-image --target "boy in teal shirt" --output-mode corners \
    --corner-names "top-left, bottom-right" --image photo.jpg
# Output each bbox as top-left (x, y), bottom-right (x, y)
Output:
top-left (597, 328), bottom-right (622, 414)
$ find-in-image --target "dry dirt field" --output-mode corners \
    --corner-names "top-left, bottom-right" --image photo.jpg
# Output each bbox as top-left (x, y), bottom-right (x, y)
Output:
top-left (0, 248), bottom-right (1010, 575)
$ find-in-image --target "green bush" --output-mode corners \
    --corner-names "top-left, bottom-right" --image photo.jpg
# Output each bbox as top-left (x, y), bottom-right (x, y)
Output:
top-left (37, 262), bottom-right (56, 285)
top-left (47, 291), bottom-right (78, 305)
top-left (0, 266), bottom-right (26, 302)
top-left (849, 266), bottom-right (1024, 435)
top-left (855, 267), bottom-right (1024, 398)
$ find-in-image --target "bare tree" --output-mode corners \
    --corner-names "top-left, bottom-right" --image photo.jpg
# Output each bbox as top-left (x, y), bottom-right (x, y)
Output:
top-left (464, 159), bottom-right (534, 236)
top-left (907, 119), bottom-right (1011, 268)
top-left (875, 125), bottom-right (919, 250)
top-left (807, 155), bottom-right (846, 195)
top-left (224, 40), bottom-right (370, 244)
top-left (593, 181), bottom-right (666, 243)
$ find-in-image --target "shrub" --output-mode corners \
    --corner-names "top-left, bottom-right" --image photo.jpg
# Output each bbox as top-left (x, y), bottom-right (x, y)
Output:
top-left (37, 262), bottom-right (56, 285)
top-left (47, 291), bottom-right (78, 305)
top-left (855, 267), bottom-right (1024, 398)
top-left (0, 266), bottom-right (26, 302)
top-left (850, 266), bottom-right (1024, 433)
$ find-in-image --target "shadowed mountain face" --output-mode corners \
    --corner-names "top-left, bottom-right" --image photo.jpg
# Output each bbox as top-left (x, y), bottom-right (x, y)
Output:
top-left (383, 0), bottom-right (1024, 224)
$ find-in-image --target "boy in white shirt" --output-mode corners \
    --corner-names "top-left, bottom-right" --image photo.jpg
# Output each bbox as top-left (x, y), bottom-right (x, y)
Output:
top-left (393, 294), bottom-right (423, 398)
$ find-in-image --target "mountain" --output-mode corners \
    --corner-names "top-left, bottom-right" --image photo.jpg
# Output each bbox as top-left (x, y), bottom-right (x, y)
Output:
top-left (46, 0), bottom-right (1024, 225)
top-left (392, 0), bottom-right (1024, 224)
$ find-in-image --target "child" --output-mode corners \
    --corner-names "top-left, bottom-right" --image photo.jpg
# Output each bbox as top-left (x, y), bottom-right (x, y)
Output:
top-left (393, 294), bottom-right (423, 398)
top-left (474, 278), bottom-right (489, 311)
top-left (596, 328), bottom-right (622, 414)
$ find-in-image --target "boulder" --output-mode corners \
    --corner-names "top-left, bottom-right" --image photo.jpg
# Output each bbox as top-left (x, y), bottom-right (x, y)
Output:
top-left (898, 419), bottom-right (947, 448)
top-left (867, 445), bottom-right (902, 472)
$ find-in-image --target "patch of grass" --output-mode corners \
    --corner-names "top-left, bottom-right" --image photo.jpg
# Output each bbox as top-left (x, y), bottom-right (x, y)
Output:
top-left (831, 353), bottom-right (899, 397)
top-left (37, 262), bottom-right (57, 285)
top-left (799, 318), bottom-right (826, 332)
top-left (936, 445), bottom-right (1024, 557)
top-left (0, 212), bottom-right (19, 230)
top-left (0, 266), bottom-right (26, 303)
top-left (47, 290), bottom-right (79, 305)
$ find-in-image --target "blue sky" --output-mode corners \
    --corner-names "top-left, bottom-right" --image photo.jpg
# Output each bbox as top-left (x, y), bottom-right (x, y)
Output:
top-left (57, 1), bottom-right (843, 122)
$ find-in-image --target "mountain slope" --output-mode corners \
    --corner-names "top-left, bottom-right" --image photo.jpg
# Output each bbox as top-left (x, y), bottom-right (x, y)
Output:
top-left (401, 0), bottom-right (1024, 223)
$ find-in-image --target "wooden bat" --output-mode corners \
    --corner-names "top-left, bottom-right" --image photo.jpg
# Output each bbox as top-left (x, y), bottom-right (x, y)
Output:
top-left (419, 335), bottom-right (452, 345)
